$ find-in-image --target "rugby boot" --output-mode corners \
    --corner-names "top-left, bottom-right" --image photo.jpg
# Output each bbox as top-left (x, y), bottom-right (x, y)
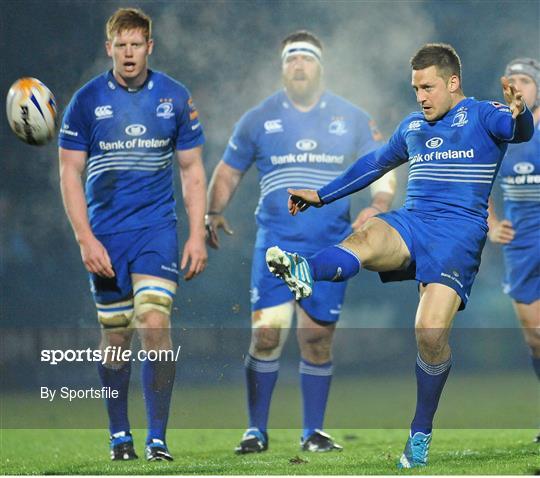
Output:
top-left (266, 246), bottom-right (313, 300)
top-left (235, 428), bottom-right (268, 454)
top-left (301, 429), bottom-right (343, 452)
top-left (397, 431), bottom-right (432, 468)
top-left (144, 438), bottom-right (173, 461)
top-left (110, 431), bottom-right (138, 461)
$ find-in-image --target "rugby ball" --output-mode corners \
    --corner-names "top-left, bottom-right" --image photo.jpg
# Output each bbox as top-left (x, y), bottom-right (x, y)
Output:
top-left (6, 77), bottom-right (57, 145)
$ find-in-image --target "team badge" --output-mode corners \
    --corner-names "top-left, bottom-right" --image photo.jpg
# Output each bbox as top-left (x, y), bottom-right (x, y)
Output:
top-left (451, 110), bottom-right (468, 127)
top-left (328, 117), bottom-right (347, 136)
top-left (156, 101), bottom-right (174, 119)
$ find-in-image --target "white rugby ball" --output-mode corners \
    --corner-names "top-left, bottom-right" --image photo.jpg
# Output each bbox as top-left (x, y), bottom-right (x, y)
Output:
top-left (6, 77), bottom-right (57, 145)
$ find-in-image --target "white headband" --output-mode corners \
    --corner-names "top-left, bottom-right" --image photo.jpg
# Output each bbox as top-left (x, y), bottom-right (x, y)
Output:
top-left (281, 41), bottom-right (322, 63)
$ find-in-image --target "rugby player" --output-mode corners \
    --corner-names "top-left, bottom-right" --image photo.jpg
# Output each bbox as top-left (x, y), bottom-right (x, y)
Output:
top-left (206, 31), bottom-right (396, 454)
top-left (58, 8), bottom-right (207, 461)
top-left (487, 58), bottom-right (540, 442)
top-left (265, 43), bottom-right (534, 467)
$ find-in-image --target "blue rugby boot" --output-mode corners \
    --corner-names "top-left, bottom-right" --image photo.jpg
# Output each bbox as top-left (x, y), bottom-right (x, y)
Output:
top-left (397, 431), bottom-right (432, 469)
top-left (266, 246), bottom-right (313, 300)
top-left (235, 428), bottom-right (268, 454)
top-left (110, 431), bottom-right (138, 461)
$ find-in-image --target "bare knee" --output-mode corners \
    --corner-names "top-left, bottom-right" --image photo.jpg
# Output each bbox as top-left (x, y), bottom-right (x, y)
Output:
top-left (415, 318), bottom-right (451, 363)
top-left (298, 328), bottom-right (333, 364)
top-left (251, 327), bottom-right (282, 357)
top-left (249, 303), bottom-right (293, 360)
top-left (137, 310), bottom-right (171, 351)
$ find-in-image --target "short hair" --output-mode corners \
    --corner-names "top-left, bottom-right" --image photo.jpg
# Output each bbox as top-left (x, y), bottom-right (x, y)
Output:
top-left (106, 8), bottom-right (152, 42)
top-left (410, 43), bottom-right (462, 81)
top-left (281, 30), bottom-right (323, 51)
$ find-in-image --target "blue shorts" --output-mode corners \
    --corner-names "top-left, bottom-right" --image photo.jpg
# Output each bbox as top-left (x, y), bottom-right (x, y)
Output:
top-left (377, 208), bottom-right (487, 311)
top-left (251, 247), bottom-right (347, 323)
top-left (90, 221), bottom-right (179, 304)
top-left (502, 230), bottom-right (540, 304)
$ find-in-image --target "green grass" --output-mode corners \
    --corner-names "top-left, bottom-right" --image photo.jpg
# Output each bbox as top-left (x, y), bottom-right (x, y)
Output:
top-left (1, 428), bottom-right (538, 474)
top-left (1, 374), bottom-right (538, 474)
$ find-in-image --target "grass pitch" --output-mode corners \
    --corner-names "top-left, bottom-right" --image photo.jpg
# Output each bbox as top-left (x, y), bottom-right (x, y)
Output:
top-left (1, 428), bottom-right (538, 475)
top-left (1, 373), bottom-right (538, 474)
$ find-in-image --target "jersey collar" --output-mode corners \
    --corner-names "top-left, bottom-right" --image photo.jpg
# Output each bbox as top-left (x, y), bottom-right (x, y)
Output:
top-left (106, 69), bottom-right (154, 93)
top-left (281, 89), bottom-right (328, 113)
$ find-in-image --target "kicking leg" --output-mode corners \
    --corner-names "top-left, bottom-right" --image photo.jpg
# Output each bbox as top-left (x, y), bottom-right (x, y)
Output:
top-left (266, 217), bottom-right (410, 298)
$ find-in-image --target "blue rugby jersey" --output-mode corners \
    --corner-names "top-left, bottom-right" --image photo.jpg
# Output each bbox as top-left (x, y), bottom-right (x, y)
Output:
top-left (498, 121), bottom-right (540, 230)
top-left (319, 98), bottom-right (534, 227)
top-left (222, 90), bottom-right (381, 252)
top-left (58, 70), bottom-right (204, 234)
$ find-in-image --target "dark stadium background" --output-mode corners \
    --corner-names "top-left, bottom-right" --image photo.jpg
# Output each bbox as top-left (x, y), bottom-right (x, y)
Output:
top-left (1, 0), bottom-right (538, 430)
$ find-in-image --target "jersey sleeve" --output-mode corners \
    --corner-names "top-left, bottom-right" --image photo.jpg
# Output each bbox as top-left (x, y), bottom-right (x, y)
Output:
top-left (58, 93), bottom-right (91, 151)
top-left (222, 112), bottom-right (256, 173)
top-left (479, 101), bottom-right (534, 143)
top-left (318, 122), bottom-right (408, 204)
top-left (175, 88), bottom-right (205, 151)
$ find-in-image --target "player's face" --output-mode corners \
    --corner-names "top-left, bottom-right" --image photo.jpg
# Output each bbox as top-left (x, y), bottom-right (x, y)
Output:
top-left (282, 53), bottom-right (322, 103)
top-left (508, 73), bottom-right (537, 110)
top-left (412, 66), bottom-right (456, 121)
top-left (106, 28), bottom-right (153, 88)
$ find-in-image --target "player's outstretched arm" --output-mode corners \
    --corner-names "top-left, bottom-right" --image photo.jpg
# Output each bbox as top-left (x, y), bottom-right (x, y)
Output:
top-left (59, 147), bottom-right (114, 278)
top-left (206, 161), bottom-right (243, 249)
top-left (177, 146), bottom-right (208, 280)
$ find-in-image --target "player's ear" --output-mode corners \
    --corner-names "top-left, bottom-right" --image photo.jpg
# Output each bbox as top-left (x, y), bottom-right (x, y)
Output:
top-left (147, 39), bottom-right (154, 56)
top-left (448, 74), bottom-right (460, 93)
top-left (105, 41), bottom-right (113, 58)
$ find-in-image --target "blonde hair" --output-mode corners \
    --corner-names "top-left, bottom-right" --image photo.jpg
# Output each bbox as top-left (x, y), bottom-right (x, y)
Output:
top-left (106, 8), bottom-right (151, 41)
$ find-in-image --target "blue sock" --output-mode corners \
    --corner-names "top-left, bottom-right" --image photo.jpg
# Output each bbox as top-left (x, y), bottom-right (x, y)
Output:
top-left (141, 358), bottom-right (176, 444)
top-left (97, 361), bottom-right (131, 436)
top-left (532, 356), bottom-right (540, 380)
top-left (245, 354), bottom-right (279, 435)
top-left (307, 245), bottom-right (360, 282)
top-left (300, 359), bottom-right (333, 440)
top-left (411, 354), bottom-right (452, 435)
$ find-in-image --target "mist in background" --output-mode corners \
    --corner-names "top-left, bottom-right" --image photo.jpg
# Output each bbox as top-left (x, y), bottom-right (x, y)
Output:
top-left (1, 0), bottom-right (539, 331)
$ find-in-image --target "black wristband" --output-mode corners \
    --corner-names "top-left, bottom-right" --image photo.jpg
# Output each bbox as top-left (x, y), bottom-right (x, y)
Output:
top-left (205, 211), bottom-right (221, 216)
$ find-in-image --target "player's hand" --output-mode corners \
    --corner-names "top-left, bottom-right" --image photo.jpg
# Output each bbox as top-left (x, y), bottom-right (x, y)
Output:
top-left (287, 189), bottom-right (323, 215)
top-left (501, 76), bottom-right (526, 119)
top-left (488, 219), bottom-right (515, 244)
top-left (352, 206), bottom-right (381, 231)
top-left (205, 213), bottom-right (234, 249)
top-left (181, 234), bottom-right (208, 280)
top-left (79, 234), bottom-right (115, 278)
